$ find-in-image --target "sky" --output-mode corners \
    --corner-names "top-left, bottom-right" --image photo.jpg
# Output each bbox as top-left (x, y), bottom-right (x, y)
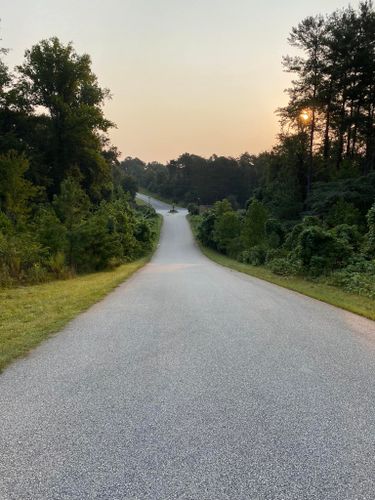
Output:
top-left (1, 0), bottom-right (354, 163)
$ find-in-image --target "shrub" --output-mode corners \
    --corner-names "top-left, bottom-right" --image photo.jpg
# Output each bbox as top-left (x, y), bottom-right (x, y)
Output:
top-left (34, 207), bottom-right (68, 255)
top-left (265, 248), bottom-right (287, 263)
top-left (227, 237), bottom-right (244, 259)
top-left (266, 219), bottom-right (284, 248)
top-left (134, 219), bottom-right (152, 243)
top-left (284, 216), bottom-right (321, 250)
top-left (197, 211), bottom-right (217, 248)
top-left (295, 225), bottom-right (352, 275)
top-left (213, 199), bottom-right (233, 216)
top-left (213, 211), bottom-right (241, 254)
top-left (0, 230), bottom-right (46, 284)
top-left (325, 199), bottom-right (361, 227)
top-left (242, 199), bottom-right (268, 248)
top-left (70, 214), bottom-right (122, 272)
top-left (331, 224), bottom-right (362, 250)
top-left (136, 204), bottom-right (157, 219)
top-left (329, 259), bottom-right (375, 298)
top-left (268, 257), bottom-right (302, 276)
top-left (46, 252), bottom-right (70, 279)
top-left (187, 203), bottom-right (199, 215)
top-left (134, 218), bottom-right (156, 255)
top-left (239, 245), bottom-right (267, 266)
top-left (25, 262), bottom-right (49, 284)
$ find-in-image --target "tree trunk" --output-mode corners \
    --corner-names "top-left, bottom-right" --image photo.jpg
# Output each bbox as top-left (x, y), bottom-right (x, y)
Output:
top-left (336, 94), bottom-right (347, 170)
top-left (323, 103), bottom-right (331, 160)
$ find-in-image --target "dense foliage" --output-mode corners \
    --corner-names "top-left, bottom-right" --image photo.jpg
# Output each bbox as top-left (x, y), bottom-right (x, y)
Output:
top-left (145, 1), bottom-right (374, 300)
top-left (2, 2), bottom-right (375, 299)
top-left (119, 154), bottom-right (257, 206)
top-left (0, 37), bottom-right (157, 286)
top-left (192, 193), bottom-right (375, 298)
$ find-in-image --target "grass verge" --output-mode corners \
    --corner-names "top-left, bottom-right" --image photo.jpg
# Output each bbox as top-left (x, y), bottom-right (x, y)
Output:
top-left (188, 215), bottom-right (375, 321)
top-left (0, 216), bottom-right (162, 372)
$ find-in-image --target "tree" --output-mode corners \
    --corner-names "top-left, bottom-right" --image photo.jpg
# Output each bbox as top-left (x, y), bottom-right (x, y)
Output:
top-left (17, 37), bottom-right (114, 198)
top-left (282, 15), bottom-right (326, 192)
top-left (366, 201), bottom-right (375, 255)
top-left (0, 151), bottom-right (37, 221)
top-left (213, 199), bottom-right (233, 217)
top-left (213, 211), bottom-right (241, 254)
top-left (242, 199), bottom-right (268, 248)
top-left (53, 177), bottom-right (90, 268)
top-left (280, 2), bottom-right (375, 180)
top-left (296, 225), bottom-right (352, 275)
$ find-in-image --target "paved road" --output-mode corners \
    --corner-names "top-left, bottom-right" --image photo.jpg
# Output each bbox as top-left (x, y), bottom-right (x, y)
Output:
top-left (1, 195), bottom-right (375, 499)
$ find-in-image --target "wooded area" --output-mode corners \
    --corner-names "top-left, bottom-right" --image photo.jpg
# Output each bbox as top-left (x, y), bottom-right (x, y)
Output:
top-left (0, 37), bottom-right (158, 286)
top-left (1, 2), bottom-right (375, 298)
top-left (127, 2), bottom-right (375, 299)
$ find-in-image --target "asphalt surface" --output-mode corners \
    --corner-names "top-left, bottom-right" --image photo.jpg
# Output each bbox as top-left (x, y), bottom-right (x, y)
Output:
top-left (1, 194), bottom-right (375, 499)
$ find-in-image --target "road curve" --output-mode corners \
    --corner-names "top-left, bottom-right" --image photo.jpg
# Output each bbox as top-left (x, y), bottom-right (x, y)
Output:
top-left (1, 195), bottom-right (375, 499)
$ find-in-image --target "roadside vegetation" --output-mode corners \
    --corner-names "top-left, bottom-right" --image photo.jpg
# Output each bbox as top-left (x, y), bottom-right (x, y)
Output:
top-left (125, 2), bottom-right (375, 316)
top-left (0, 36), bottom-right (159, 286)
top-left (189, 215), bottom-right (375, 321)
top-left (0, 215), bottom-right (161, 372)
top-left (0, 34), bottom-right (163, 369)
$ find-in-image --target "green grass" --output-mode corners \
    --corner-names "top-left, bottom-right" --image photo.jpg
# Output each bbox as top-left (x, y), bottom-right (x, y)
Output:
top-left (188, 215), bottom-right (375, 321)
top-left (0, 216), bottom-right (162, 372)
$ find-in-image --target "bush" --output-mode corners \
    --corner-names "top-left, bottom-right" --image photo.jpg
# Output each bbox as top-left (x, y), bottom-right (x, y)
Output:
top-left (325, 199), bottom-right (361, 227)
top-left (187, 203), bottom-right (199, 215)
top-left (284, 216), bottom-right (321, 250)
top-left (0, 230), bottom-right (46, 285)
top-left (70, 214), bottom-right (123, 272)
top-left (268, 257), bottom-right (302, 276)
top-left (0, 179), bottom-right (159, 286)
top-left (46, 252), bottom-right (70, 279)
top-left (25, 262), bottom-right (49, 284)
top-left (328, 258), bottom-right (375, 298)
top-left (197, 211), bottom-right (217, 248)
top-left (134, 218), bottom-right (156, 255)
top-left (239, 245), bottom-right (267, 266)
top-left (213, 211), bottom-right (241, 254)
top-left (265, 248), bottom-right (287, 263)
top-left (295, 225), bottom-right (352, 275)
top-left (265, 219), bottom-right (284, 248)
top-left (34, 207), bottom-right (68, 255)
top-left (134, 219), bottom-right (152, 243)
top-left (227, 237), bottom-right (244, 259)
top-left (331, 224), bottom-right (362, 250)
top-left (135, 204), bottom-right (157, 219)
top-left (242, 199), bottom-right (268, 248)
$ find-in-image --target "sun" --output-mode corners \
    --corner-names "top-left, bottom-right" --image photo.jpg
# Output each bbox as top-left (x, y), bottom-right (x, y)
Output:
top-left (300, 110), bottom-right (310, 122)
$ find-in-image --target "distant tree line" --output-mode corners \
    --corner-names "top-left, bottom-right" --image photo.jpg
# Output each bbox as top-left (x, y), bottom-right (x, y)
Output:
top-left (124, 2), bottom-right (375, 299)
top-left (0, 36), bottom-right (157, 286)
top-left (123, 2), bottom-right (375, 212)
top-left (120, 153), bottom-right (257, 206)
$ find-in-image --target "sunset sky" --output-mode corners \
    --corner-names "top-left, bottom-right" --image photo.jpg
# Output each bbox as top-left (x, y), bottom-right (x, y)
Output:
top-left (2, 0), bottom-right (351, 163)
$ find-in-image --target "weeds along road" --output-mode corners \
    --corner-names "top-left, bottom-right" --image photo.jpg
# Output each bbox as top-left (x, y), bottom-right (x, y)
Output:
top-left (1, 194), bottom-right (375, 499)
